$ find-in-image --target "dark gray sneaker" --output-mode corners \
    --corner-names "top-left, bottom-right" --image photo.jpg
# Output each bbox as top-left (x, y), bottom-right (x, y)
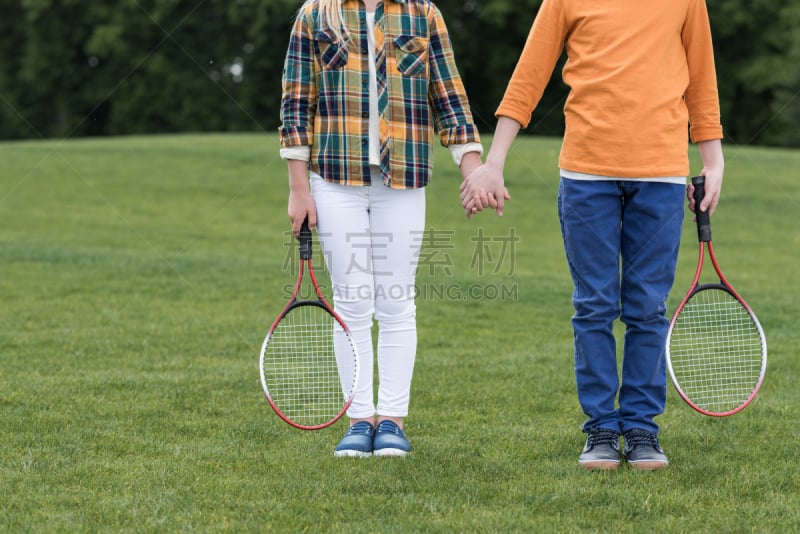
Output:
top-left (578, 428), bottom-right (621, 470)
top-left (623, 429), bottom-right (669, 470)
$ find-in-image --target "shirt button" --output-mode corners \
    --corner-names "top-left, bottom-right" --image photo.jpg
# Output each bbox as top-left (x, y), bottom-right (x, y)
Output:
top-left (362, 112), bottom-right (368, 118)
top-left (362, 138), bottom-right (368, 145)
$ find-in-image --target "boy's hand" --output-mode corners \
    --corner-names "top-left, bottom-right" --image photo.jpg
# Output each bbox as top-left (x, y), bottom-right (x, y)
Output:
top-left (690, 139), bottom-right (724, 217)
top-left (459, 162), bottom-right (510, 218)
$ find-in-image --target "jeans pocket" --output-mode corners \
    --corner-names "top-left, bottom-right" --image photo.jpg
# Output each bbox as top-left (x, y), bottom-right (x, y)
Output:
top-left (309, 172), bottom-right (326, 192)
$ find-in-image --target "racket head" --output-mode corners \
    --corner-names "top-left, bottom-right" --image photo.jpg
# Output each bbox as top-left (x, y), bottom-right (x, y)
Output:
top-left (667, 283), bottom-right (767, 416)
top-left (259, 301), bottom-right (359, 430)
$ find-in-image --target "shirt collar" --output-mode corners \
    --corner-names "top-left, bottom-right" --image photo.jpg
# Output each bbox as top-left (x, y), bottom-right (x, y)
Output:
top-left (355, 0), bottom-right (407, 4)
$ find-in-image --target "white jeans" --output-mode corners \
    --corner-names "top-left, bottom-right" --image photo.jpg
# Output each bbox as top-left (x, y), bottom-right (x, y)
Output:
top-left (310, 169), bottom-right (425, 419)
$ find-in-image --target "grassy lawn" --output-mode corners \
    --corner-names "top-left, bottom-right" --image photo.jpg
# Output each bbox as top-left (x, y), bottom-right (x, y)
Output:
top-left (1, 133), bottom-right (798, 532)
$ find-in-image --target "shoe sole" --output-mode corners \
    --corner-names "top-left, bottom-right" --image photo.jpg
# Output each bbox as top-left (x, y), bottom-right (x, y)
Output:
top-left (579, 460), bottom-right (620, 471)
top-left (628, 460), bottom-right (668, 470)
top-left (373, 448), bottom-right (409, 458)
top-left (333, 450), bottom-right (372, 458)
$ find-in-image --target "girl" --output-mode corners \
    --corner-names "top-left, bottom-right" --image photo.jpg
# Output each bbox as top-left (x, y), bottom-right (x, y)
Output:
top-left (279, 0), bottom-right (482, 457)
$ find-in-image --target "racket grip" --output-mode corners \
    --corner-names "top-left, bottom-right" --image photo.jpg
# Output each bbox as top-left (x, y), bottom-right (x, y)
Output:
top-left (299, 217), bottom-right (312, 260)
top-left (692, 175), bottom-right (712, 243)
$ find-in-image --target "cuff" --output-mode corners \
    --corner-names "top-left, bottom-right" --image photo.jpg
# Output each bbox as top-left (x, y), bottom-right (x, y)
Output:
top-left (280, 146), bottom-right (311, 162)
top-left (449, 142), bottom-right (484, 167)
top-left (690, 124), bottom-right (724, 143)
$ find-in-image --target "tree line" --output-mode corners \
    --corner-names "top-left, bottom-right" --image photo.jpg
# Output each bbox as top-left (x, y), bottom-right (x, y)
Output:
top-left (1, 0), bottom-right (798, 147)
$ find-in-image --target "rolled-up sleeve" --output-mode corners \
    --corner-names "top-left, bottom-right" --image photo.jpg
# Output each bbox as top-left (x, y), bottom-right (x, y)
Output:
top-left (279, 10), bottom-right (318, 148)
top-left (426, 5), bottom-right (480, 147)
top-left (683, 0), bottom-right (723, 143)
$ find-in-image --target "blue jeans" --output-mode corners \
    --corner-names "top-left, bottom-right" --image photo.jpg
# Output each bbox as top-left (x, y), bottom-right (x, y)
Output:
top-left (557, 178), bottom-right (685, 434)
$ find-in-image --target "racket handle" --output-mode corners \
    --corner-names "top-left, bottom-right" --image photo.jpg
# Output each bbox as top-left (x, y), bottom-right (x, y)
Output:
top-left (299, 217), bottom-right (312, 260)
top-left (692, 175), bottom-right (712, 243)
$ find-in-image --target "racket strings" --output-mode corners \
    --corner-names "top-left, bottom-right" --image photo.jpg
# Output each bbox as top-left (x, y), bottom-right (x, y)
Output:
top-left (669, 288), bottom-right (764, 413)
top-left (262, 304), bottom-right (355, 426)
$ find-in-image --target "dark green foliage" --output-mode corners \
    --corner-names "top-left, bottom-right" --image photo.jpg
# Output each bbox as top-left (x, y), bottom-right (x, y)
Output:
top-left (0, 0), bottom-right (797, 146)
top-left (709, 0), bottom-right (800, 147)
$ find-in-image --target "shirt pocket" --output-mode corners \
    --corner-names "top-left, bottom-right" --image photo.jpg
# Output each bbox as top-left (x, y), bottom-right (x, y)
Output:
top-left (393, 35), bottom-right (428, 77)
top-left (314, 29), bottom-right (348, 69)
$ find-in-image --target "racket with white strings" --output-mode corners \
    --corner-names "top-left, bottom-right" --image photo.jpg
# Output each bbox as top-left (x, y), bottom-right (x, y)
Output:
top-left (666, 176), bottom-right (767, 416)
top-left (259, 218), bottom-right (359, 430)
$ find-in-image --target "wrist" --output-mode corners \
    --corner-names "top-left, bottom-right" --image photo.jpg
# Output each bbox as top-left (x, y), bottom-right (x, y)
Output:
top-left (485, 156), bottom-right (505, 170)
top-left (288, 177), bottom-right (311, 195)
top-left (460, 152), bottom-right (482, 175)
top-left (702, 163), bottom-right (724, 175)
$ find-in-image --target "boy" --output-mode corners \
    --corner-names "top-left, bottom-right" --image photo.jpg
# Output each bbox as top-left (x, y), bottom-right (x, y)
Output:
top-left (462, 0), bottom-right (724, 470)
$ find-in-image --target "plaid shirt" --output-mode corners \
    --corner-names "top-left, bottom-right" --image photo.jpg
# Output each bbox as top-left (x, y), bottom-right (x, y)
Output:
top-left (280, 0), bottom-right (480, 189)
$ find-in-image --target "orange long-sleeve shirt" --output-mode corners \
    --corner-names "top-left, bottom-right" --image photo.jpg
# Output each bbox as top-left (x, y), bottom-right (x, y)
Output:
top-left (496, 0), bottom-right (723, 178)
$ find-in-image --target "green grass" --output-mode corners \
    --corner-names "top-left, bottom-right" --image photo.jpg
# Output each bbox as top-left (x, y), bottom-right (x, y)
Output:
top-left (1, 133), bottom-right (798, 532)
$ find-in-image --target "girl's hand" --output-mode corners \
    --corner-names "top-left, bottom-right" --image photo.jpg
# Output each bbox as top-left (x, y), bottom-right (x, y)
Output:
top-left (459, 162), bottom-right (510, 218)
top-left (458, 116), bottom-right (518, 218)
top-left (287, 159), bottom-right (316, 238)
top-left (288, 189), bottom-right (317, 239)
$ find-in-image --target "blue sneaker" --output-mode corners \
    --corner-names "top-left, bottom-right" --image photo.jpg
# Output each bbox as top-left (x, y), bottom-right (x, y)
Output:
top-left (373, 420), bottom-right (411, 457)
top-left (334, 421), bottom-right (375, 458)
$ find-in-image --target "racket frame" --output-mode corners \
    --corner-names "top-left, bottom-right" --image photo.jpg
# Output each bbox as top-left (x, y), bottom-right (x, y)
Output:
top-left (259, 221), bottom-right (359, 430)
top-left (666, 176), bottom-right (767, 416)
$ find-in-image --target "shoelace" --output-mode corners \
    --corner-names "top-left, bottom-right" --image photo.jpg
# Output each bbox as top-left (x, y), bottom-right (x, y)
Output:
top-left (346, 422), bottom-right (374, 436)
top-left (624, 429), bottom-right (659, 447)
top-left (586, 428), bottom-right (620, 446)
top-left (376, 421), bottom-right (402, 435)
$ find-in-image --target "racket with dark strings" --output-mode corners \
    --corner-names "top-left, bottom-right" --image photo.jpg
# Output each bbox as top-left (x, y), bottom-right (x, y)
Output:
top-left (666, 176), bottom-right (767, 416)
top-left (259, 218), bottom-right (359, 430)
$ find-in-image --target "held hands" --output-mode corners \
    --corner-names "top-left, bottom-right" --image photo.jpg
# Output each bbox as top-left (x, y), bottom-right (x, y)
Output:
top-left (458, 116), bottom-right (518, 218)
top-left (459, 161), bottom-right (510, 218)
